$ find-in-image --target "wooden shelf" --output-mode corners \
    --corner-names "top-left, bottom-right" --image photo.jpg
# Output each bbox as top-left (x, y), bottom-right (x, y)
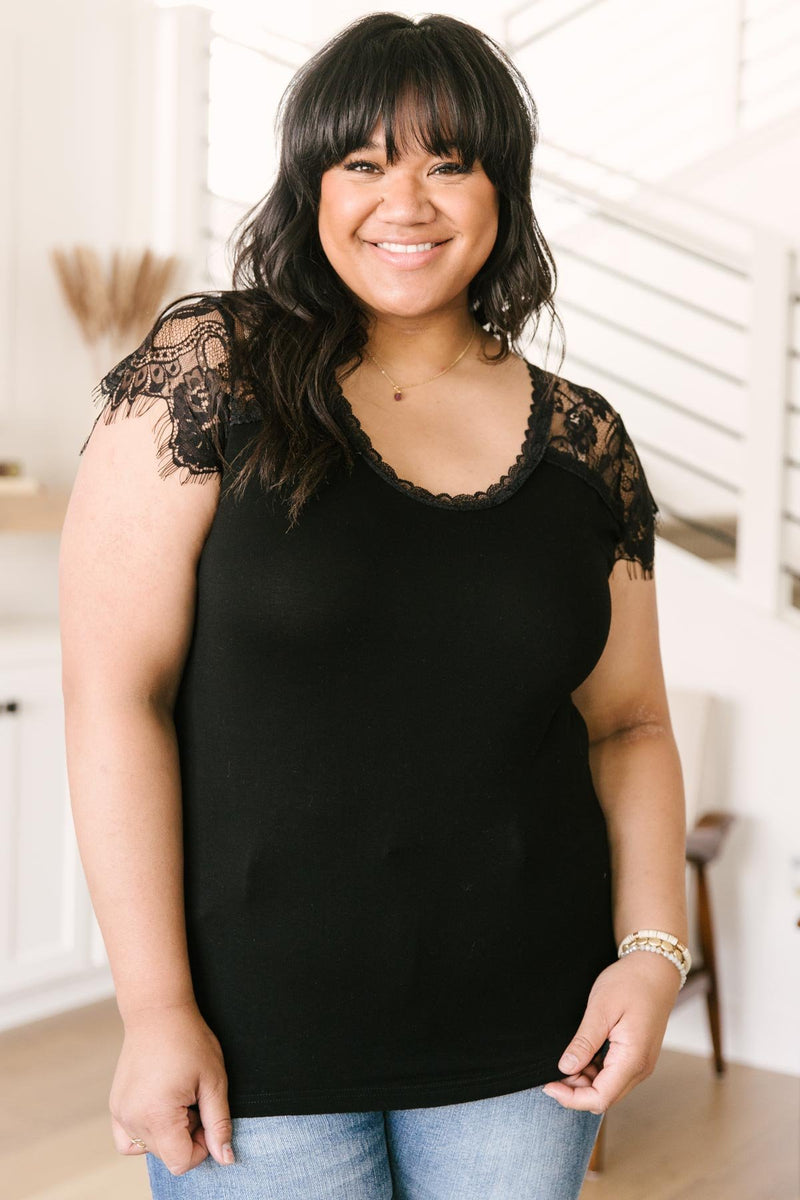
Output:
top-left (0, 487), bottom-right (71, 533)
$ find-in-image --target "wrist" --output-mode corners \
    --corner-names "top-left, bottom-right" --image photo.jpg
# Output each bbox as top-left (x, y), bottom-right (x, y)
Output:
top-left (617, 946), bottom-right (683, 992)
top-left (119, 995), bottom-right (200, 1028)
top-left (617, 928), bottom-right (691, 989)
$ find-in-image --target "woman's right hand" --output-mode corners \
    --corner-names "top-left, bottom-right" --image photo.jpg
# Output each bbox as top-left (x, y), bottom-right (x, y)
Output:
top-left (109, 1001), bottom-right (236, 1177)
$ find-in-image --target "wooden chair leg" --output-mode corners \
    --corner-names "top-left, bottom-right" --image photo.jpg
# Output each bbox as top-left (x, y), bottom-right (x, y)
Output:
top-left (586, 1112), bottom-right (606, 1173)
top-left (696, 862), bottom-right (726, 1075)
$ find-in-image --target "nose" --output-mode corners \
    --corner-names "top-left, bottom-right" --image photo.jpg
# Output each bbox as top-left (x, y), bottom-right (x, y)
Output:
top-left (376, 171), bottom-right (437, 222)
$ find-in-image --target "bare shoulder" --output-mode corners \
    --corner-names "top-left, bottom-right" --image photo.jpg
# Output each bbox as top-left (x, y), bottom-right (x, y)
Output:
top-left (60, 303), bottom-right (229, 708)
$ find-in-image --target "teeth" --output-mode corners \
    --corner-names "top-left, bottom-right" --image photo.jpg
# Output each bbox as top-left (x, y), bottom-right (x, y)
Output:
top-left (374, 242), bottom-right (440, 253)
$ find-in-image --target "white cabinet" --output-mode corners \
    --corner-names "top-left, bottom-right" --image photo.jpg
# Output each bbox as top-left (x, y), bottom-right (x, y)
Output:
top-left (0, 622), bottom-right (113, 1031)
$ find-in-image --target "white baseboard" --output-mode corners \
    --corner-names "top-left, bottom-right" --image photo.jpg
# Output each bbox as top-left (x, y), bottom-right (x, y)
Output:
top-left (0, 969), bottom-right (115, 1033)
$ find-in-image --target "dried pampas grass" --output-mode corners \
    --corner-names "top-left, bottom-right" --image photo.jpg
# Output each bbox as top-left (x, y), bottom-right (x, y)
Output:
top-left (51, 245), bottom-right (182, 369)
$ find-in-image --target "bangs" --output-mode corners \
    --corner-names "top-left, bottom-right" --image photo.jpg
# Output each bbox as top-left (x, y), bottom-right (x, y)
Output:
top-left (303, 30), bottom-right (502, 173)
top-left (331, 80), bottom-right (480, 168)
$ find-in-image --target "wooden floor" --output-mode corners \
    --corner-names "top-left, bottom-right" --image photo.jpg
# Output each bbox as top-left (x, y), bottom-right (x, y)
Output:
top-left (1, 998), bottom-right (798, 1200)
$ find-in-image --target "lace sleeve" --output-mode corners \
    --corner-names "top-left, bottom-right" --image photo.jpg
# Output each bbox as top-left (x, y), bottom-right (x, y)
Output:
top-left (78, 300), bottom-right (239, 483)
top-left (547, 377), bottom-right (661, 580)
top-left (603, 413), bottom-right (661, 580)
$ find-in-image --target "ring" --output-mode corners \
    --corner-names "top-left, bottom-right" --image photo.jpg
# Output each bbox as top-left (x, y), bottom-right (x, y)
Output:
top-left (128, 1136), bottom-right (148, 1150)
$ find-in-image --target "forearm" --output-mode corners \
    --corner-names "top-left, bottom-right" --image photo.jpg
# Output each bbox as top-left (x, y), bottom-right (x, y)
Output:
top-left (64, 695), bottom-right (197, 1023)
top-left (588, 725), bottom-right (689, 948)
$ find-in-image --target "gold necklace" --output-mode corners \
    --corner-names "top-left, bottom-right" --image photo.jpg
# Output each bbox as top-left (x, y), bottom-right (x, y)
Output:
top-left (365, 324), bottom-right (477, 401)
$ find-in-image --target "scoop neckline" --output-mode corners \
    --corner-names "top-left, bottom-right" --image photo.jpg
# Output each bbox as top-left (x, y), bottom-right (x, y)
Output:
top-left (333, 357), bottom-right (551, 511)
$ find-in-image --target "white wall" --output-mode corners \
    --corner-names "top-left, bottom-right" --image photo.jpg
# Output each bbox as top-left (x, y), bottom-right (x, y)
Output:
top-left (657, 542), bottom-right (800, 1076)
top-left (1, 0), bottom-right (158, 496)
top-left (1, 0), bottom-right (169, 626)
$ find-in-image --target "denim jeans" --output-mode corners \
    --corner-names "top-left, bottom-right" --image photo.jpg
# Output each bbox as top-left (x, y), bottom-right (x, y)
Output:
top-left (146, 1084), bottom-right (603, 1199)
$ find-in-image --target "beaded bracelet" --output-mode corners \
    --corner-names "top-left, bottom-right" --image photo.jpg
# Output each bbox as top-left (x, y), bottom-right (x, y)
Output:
top-left (617, 929), bottom-right (692, 989)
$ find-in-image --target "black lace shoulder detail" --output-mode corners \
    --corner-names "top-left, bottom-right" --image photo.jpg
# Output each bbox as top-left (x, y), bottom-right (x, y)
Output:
top-left (543, 375), bottom-right (662, 579)
top-left (78, 298), bottom-right (259, 483)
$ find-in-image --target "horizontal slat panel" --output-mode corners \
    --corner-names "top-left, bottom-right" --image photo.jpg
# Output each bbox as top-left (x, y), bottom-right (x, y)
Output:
top-left (580, 45), bottom-right (716, 144)
top-left (592, 93), bottom-right (724, 182)
top-left (787, 407), bottom-right (800, 466)
top-left (532, 330), bottom-right (742, 523)
top-left (784, 461), bottom-right (800, 522)
top-left (642, 451), bottom-right (739, 524)
top-left (535, 154), bottom-right (753, 260)
top-left (552, 248), bottom-right (749, 380)
top-left (534, 303), bottom-right (746, 450)
top-left (587, 365), bottom-right (742, 469)
top-left (542, 207), bottom-right (751, 324)
top-left (782, 514), bottom-right (800, 573)
top-left (791, 302), bottom-right (800, 355)
top-left (588, 374), bottom-right (740, 488)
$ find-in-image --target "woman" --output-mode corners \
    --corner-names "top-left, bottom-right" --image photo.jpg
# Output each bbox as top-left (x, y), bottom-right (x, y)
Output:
top-left (60, 12), bottom-right (689, 1200)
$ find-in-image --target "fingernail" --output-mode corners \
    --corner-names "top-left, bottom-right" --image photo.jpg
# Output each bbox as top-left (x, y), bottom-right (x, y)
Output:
top-left (559, 1052), bottom-right (579, 1071)
top-left (222, 1143), bottom-right (235, 1165)
top-left (542, 1087), bottom-right (556, 1099)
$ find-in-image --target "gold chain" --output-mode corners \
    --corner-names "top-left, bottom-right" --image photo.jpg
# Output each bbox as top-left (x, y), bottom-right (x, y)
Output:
top-left (364, 324), bottom-right (477, 401)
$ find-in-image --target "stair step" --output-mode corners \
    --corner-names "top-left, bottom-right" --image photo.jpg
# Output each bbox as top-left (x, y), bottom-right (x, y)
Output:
top-left (659, 514), bottom-right (737, 562)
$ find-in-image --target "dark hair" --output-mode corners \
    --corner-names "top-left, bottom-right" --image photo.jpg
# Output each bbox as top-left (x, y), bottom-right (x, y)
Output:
top-left (152, 11), bottom-right (565, 526)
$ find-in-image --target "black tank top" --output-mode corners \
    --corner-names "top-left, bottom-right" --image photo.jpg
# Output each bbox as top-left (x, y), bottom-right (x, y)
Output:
top-left (79, 300), bottom-right (660, 1116)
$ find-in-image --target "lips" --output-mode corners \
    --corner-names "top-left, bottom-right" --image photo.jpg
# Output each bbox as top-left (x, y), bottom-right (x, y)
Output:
top-left (367, 239), bottom-right (449, 248)
top-left (364, 239), bottom-right (452, 268)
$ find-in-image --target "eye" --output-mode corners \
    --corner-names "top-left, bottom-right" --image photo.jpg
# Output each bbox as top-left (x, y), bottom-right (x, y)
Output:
top-left (343, 159), bottom-right (380, 173)
top-left (342, 159), bottom-right (471, 175)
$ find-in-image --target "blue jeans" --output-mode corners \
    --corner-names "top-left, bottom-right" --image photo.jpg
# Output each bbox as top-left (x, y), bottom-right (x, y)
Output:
top-left (146, 1084), bottom-right (603, 1199)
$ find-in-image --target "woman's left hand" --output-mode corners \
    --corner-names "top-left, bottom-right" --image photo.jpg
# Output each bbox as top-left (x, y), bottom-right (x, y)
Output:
top-left (541, 950), bottom-right (683, 1114)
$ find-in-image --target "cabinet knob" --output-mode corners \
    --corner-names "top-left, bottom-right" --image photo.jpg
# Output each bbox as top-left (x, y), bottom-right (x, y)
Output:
top-left (1, 700), bottom-right (20, 714)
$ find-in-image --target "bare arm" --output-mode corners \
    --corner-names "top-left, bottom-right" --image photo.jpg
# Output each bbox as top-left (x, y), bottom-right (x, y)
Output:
top-left (574, 561), bottom-right (689, 953)
top-left (60, 394), bottom-right (218, 1022)
top-left (59, 311), bottom-right (236, 1173)
top-left (542, 561), bottom-right (689, 1112)
top-left (63, 698), bottom-right (198, 1020)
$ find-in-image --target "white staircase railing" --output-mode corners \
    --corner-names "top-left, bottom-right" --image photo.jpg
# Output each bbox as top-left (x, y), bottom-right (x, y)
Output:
top-left (155, 4), bottom-right (800, 626)
top-left (737, 0), bottom-right (800, 131)
top-left (525, 144), bottom-right (799, 623)
top-left (504, 0), bottom-right (800, 180)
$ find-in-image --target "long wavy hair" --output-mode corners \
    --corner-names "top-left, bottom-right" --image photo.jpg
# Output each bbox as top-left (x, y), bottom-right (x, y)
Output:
top-left (152, 11), bottom-right (565, 526)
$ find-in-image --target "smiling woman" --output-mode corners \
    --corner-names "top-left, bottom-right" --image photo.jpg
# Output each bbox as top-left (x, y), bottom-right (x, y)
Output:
top-left (179, 8), bottom-right (562, 524)
top-left (62, 11), bottom-right (687, 1200)
top-left (318, 124), bottom-right (499, 320)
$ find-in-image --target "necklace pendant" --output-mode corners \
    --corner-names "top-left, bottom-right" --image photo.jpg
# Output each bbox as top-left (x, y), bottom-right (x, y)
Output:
top-left (393, 391), bottom-right (403, 401)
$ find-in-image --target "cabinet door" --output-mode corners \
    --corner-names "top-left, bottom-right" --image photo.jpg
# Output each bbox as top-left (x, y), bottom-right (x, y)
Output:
top-left (0, 655), bottom-right (107, 1003)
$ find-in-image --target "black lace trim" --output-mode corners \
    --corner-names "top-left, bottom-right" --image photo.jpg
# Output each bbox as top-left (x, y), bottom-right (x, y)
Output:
top-left (334, 360), bottom-right (659, 576)
top-left (78, 300), bottom-right (257, 483)
top-left (544, 376), bottom-right (662, 580)
top-left (333, 360), bottom-right (554, 510)
top-left (79, 310), bottom-right (660, 577)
